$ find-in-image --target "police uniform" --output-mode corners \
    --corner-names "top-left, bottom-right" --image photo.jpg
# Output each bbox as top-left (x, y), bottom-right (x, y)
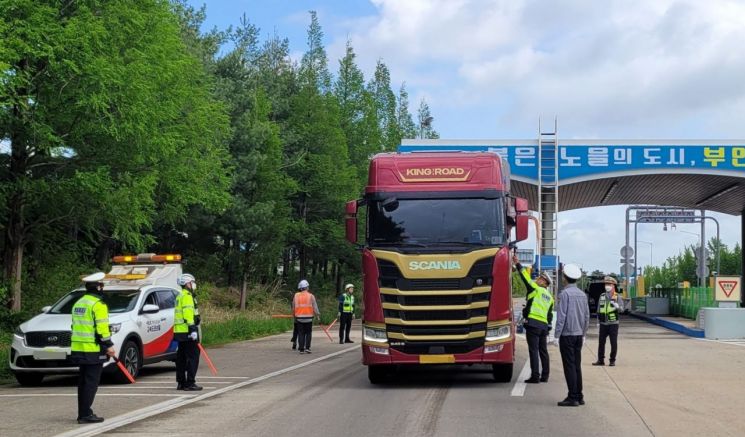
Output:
top-left (338, 286), bottom-right (355, 344)
top-left (593, 277), bottom-right (622, 366)
top-left (175, 279), bottom-right (201, 390)
top-left (70, 272), bottom-right (114, 424)
top-left (517, 264), bottom-right (554, 383)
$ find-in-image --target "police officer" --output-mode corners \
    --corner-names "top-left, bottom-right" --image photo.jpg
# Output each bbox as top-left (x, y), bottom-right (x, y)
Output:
top-left (71, 272), bottom-right (115, 424)
top-left (175, 273), bottom-right (202, 391)
top-left (337, 284), bottom-right (356, 344)
top-left (513, 254), bottom-right (554, 383)
top-left (593, 276), bottom-right (623, 366)
top-left (554, 264), bottom-right (589, 407)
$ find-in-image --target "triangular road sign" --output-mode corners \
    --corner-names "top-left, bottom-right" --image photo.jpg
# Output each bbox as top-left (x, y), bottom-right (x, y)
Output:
top-left (718, 281), bottom-right (737, 298)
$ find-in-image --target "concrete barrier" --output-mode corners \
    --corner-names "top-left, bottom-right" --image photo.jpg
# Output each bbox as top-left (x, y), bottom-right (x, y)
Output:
top-left (630, 313), bottom-right (705, 338)
top-left (703, 308), bottom-right (745, 340)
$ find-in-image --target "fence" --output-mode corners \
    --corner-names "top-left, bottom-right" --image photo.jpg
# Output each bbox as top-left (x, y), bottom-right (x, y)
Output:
top-left (648, 287), bottom-right (715, 319)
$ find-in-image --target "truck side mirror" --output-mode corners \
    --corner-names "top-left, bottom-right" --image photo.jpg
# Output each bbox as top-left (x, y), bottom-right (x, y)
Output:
top-left (515, 215), bottom-right (529, 242)
top-left (515, 197), bottom-right (528, 213)
top-left (345, 200), bottom-right (358, 244)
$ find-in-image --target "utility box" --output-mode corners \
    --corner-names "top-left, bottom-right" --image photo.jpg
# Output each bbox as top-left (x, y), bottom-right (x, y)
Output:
top-left (645, 297), bottom-right (670, 315)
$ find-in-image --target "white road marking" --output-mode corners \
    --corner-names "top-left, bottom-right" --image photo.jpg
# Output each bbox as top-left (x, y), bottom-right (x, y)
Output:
top-left (104, 380), bottom-right (232, 384)
top-left (53, 345), bottom-right (360, 437)
top-left (510, 359), bottom-right (532, 397)
top-left (694, 338), bottom-right (745, 347)
top-left (146, 375), bottom-right (250, 379)
top-left (0, 394), bottom-right (194, 398)
top-left (100, 386), bottom-right (217, 390)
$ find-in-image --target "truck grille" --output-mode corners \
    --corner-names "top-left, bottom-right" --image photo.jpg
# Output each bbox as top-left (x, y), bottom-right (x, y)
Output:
top-left (377, 257), bottom-right (494, 346)
top-left (25, 331), bottom-right (72, 348)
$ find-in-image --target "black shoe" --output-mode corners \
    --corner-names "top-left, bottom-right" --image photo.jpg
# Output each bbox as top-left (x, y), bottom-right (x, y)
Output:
top-left (345, 340), bottom-right (354, 343)
top-left (78, 414), bottom-right (104, 424)
top-left (177, 383), bottom-right (184, 390)
top-left (592, 361), bottom-right (605, 366)
top-left (305, 349), bottom-right (312, 354)
top-left (540, 376), bottom-right (549, 383)
top-left (183, 384), bottom-right (203, 391)
top-left (292, 343), bottom-right (297, 350)
top-left (340, 340), bottom-right (344, 344)
top-left (524, 377), bottom-right (540, 384)
top-left (557, 398), bottom-right (580, 407)
top-left (299, 349), bottom-right (305, 354)
top-left (579, 399), bottom-right (586, 405)
top-left (609, 361), bottom-right (616, 367)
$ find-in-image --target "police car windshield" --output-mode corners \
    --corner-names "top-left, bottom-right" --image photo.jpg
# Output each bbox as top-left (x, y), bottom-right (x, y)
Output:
top-left (368, 197), bottom-right (505, 248)
top-left (49, 289), bottom-right (141, 314)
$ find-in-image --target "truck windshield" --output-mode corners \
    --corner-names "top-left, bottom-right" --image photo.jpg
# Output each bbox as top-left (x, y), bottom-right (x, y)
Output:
top-left (368, 198), bottom-right (505, 248)
top-left (49, 289), bottom-right (141, 314)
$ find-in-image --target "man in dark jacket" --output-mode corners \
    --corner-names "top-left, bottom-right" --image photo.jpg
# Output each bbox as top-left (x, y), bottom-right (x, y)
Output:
top-left (514, 254), bottom-right (554, 383)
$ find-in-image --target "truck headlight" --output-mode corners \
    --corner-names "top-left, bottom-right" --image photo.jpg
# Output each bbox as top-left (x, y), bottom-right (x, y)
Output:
top-left (363, 326), bottom-right (387, 343)
top-left (14, 325), bottom-right (24, 340)
top-left (485, 324), bottom-right (510, 341)
top-left (109, 323), bottom-right (122, 334)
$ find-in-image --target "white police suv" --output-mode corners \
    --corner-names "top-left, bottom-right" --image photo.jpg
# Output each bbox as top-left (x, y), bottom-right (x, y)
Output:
top-left (10, 254), bottom-right (184, 385)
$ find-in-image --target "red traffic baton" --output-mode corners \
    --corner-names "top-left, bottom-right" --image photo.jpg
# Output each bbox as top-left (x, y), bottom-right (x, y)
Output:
top-left (114, 357), bottom-right (136, 384)
top-left (321, 318), bottom-right (339, 343)
top-left (197, 343), bottom-right (218, 376)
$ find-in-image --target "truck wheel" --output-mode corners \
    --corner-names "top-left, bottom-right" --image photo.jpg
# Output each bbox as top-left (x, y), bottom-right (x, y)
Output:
top-left (368, 366), bottom-right (388, 384)
top-left (14, 372), bottom-right (44, 386)
top-left (492, 363), bottom-right (513, 383)
top-left (115, 340), bottom-right (141, 383)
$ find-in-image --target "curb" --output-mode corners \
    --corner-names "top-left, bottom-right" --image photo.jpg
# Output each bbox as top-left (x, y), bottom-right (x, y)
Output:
top-left (631, 312), bottom-right (705, 338)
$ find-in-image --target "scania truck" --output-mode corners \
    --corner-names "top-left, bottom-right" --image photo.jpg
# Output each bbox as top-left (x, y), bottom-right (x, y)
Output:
top-left (345, 152), bottom-right (530, 383)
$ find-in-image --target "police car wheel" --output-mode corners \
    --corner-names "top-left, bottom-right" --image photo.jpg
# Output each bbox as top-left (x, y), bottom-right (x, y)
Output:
top-left (14, 372), bottom-right (44, 386)
top-left (116, 340), bottom-right (141, 383)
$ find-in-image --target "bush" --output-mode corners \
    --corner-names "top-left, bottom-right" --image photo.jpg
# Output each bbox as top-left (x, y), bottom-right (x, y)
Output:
top-left (201, 316), bottom-right (293, 347)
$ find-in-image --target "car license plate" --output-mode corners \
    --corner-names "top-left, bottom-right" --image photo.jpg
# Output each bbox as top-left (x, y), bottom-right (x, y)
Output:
top-left (419, 354), bottom-right (455, 364)
top-left (33, 350), bottom-right (67, 360)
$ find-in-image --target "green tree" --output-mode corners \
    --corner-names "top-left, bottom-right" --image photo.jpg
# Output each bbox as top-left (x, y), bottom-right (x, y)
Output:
top-left (396, 82), bottom-right (418, 140)
top-left (0, 0), bottom-right (230, 311)
top-left (367, 60), bottom-right (399, 151)
top-left (417, 98), bottom-right (440, 139)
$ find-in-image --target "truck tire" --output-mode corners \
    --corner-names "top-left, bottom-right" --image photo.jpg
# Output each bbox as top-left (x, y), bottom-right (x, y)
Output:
top-left (368, 365), bottom-right (388, 384)
top-left (14, 372), bottom-right (44, 386)
top-left (115, 340), bottom-right (141, 383)
top-left (492, 363), bottom-right (513, 383)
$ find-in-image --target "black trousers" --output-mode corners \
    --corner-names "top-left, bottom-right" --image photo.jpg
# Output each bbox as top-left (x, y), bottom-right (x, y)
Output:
top-left (176, 340), bottom-right (200, 385)
top-left (598, 324), bottom-right (619, 362)
top-left (297, 322), bottom-right (313, 351)
top-left (339, 312), bottom-right (353, 342)
top-left (77, 363), bottom-right (103, 419)
top-left (291, 320), bottom-right (299, 345)
top-left (525, 325), bottom-right (549, 379)
top-left (559, 335), bottom-right (584, 401)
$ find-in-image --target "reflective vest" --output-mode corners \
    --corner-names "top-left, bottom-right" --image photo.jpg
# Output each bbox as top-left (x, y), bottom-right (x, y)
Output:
top-left (71, 294), bottom-right (111, 353)
top-left (294, 291), bottom-right (314, 317)
top-left (522, 268), bottom-right (554, 324)
top-left (598, 293), bottom-right (619, 324)
top-left (342, 294), bottom-right (354, 313)
top-left (174, 288), bottom-right (196, 334)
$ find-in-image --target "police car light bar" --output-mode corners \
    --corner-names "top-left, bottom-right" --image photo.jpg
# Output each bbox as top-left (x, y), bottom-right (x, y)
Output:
top-left (112, 253), bottom-right (182, 264)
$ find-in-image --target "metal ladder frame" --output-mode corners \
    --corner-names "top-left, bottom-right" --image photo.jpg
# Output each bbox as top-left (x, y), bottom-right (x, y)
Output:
top-left (537, 117), bottom-right (559, 290)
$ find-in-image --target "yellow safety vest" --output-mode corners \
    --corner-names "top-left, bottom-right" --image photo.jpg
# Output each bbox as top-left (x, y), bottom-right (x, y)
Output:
top-left (522, 269), bottom-right (554, 324)
top-left (174, 288), bottom-right (196, 334)
top-left (342, 294), bottom-right (354, 313)
top-left (71, 294), bottom-right (111, 353)
top-left (598, 293), bottom-right (619, 324)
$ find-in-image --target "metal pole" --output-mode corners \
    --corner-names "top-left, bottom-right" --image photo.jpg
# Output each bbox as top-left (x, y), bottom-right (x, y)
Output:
top-left (625, 206), bottom-right (631, 296)
top-left (700, 209), bottom-right (706, 287)
top-left (742, 210), bottom-right (745, 307)
top-left (634, 220), bottom-right (639, 292)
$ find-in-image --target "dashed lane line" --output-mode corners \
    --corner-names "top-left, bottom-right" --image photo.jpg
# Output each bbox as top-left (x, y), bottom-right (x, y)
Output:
top-left (53, 345), bottom-right (360, 437)
top-left (0, 394), bottom-right (195, 398)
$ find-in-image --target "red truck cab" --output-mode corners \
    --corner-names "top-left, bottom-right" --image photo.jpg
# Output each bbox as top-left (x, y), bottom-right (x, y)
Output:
top-left (345, 152), bottom-right (530, 383)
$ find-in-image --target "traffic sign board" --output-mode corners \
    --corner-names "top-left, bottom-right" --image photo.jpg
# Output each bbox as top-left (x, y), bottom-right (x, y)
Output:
top-left (620, 246), bottom-right (634, 257)
top-left (620, 263), bottom-right (633, 275)
top-left (718, 281), bottom-right (737, 298)
top-left (620, 258), bottom-right (634, 264)
top-left (715, 276), bottom-right (741, 302)
top-left (696, 265), bottom-right (709, 278)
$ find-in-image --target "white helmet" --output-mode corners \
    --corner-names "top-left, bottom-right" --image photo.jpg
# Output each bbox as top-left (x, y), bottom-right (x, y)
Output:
top-left (178, 273), bottom-right (196, 286)
top-left (344, 283), bottom-right (355, 291)
top-left (298, 279), bottom-right (309, 290)
top-left (82, 272), bottom-right (106, 283)
top-left (538, 271), bottom-right (553, 287)
top-left (563, 264), bottom-right (582, 280)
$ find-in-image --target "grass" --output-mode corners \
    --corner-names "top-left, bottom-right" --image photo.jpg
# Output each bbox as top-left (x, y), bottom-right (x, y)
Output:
top-left (0, 332), bottom-right (11, 381)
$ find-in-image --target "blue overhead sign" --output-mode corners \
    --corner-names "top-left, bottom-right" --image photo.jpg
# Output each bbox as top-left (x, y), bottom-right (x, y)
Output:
top-left (398, 142), bottom-right (745, 182)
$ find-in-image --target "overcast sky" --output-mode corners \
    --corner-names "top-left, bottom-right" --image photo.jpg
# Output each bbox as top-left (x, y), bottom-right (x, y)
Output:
top-left (191, 0), bottom-right (744, 274)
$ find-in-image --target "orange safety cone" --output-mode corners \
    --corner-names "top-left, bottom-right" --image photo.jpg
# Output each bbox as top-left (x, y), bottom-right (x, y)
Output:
top-left (197, 343), bottom-right (218, 376)
top-left (114, 357), bottom-right (136, 384)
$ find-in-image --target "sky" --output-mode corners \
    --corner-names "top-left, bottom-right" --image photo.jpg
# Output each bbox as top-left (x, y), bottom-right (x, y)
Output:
top-left (188, 0), bottom-right (744, 274)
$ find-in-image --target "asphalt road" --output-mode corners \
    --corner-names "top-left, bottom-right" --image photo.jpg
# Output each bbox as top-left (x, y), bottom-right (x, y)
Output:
top-left (2, 317), bottom-right (745, 437)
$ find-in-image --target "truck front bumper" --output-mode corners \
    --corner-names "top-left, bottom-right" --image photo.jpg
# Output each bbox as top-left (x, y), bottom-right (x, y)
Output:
top-left (362, 339), bottom-right (514, 366)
